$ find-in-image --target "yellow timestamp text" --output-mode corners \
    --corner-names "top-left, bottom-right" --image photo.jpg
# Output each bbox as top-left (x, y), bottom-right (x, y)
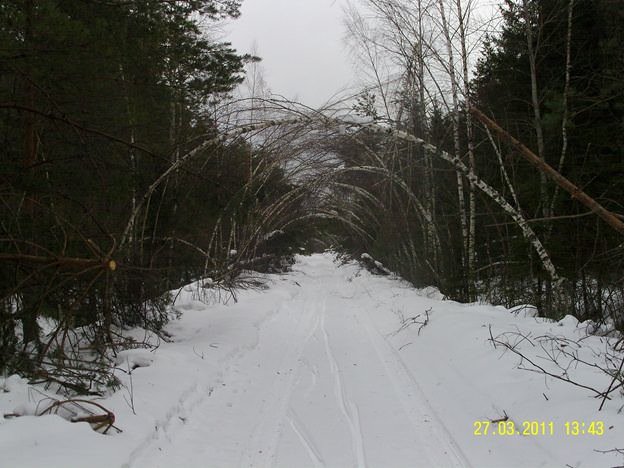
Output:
top-left (473, 420), bottom-right (605, 436)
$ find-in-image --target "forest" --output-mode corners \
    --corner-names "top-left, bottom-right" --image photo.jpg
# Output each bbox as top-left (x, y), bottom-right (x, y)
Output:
top-left (0, 0), bottom-right (622, 397)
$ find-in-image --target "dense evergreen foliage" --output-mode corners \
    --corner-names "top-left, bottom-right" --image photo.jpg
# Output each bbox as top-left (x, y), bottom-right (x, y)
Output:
top-left (330, 0), bottom-right (622, 326)
top-left (0, 0), bottom-right (301, 391)
top-left (0, 0), bottom-right (621, 393)
top-left (470, 0), bottom-right (623, 320)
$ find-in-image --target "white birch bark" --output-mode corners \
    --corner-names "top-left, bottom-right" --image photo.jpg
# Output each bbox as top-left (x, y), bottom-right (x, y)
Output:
top-left (523, 0), bottom-right (549, 218)
top-left (394, 129), bottom-right (562, 284)
top-left (120, 118), bottom-right (303, 247)
top-left (454, 0), bottom-right (477, 296)
top-left (484, 125), bottom-right (521, 210)
top-left (349, 118), bottom-right (562, 283)
top-left (120, 106), bottom-right (562, 285)
top-left (548, 0), bottom-right (574, 224)
top-left (437, 0), bottom-right (470, 289)
top-left (416, 0), bottom-right (438, 272)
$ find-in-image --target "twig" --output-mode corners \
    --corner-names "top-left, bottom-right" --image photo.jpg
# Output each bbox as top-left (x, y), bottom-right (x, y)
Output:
top-left (488, 324), bottom-right (497, 349)
top-left (493, 337), bottom-right (614, 401)
top-left (193, 346), bottom-right (205, 360)
top-left (123, 359), bottom-right (136, 416)
top-left (600, 358), bottom-right (624, 411)
top-left (490, 410), bottom-right (509, 423)
top-left (418, 308), bottom-right (431, 336)
top-left (394, 307), bottom-right (431, 336)
top-left (593, 448), bottom-right (624, 455)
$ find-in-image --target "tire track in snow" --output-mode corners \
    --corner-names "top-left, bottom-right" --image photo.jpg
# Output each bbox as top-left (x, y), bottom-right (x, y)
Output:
top-left (239, 302), bottom-right (322, 467)
top-left (287, 408), bottom-right (325, 468)
top-left (358, 307), bottom-right (472, 468)
top-left (320, 302), bottom-right (368, 468)
top-left (124, 259), bottom-right (467, 468)
top-left (123, 381), bottom-right (213, 468)
top-left (124, 289), bottom-right (300, 468)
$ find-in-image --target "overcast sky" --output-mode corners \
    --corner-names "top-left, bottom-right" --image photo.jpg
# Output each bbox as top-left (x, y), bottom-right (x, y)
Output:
top-left (226, 0), bottom-right (356, 107)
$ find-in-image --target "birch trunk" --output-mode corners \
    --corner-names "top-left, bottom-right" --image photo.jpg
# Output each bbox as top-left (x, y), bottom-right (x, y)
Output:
top-left (548, 0), bottom-right (574, 227)
top-left (523, 0), bottom-right (549, 218)
top-left (437, 0), bottom-right (470, 295)
top-left (348, 117), bottom-right (562, 283)
top-left (391, 129), bottom-right (563, 284)
top-left (484, 125), bottom-right (521, 210)
top-left (416, 0), bottom-right (439, 273)
top-left (470, 107), bottom-right (623, 234)
top-left (454, 0), bottom-right (477, 298)
top-left (120, 118), bottom-right (304, 247)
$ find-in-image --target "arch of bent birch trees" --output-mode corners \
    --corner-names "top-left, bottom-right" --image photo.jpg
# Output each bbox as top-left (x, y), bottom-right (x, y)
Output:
top-left (122, 101), bottom-right (622, 292)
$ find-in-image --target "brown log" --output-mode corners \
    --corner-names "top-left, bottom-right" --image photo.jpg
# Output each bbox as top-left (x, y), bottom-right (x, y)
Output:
top-left (0, 253), bottom-right (117, 271)
top-left (470, 106), bottom-right (624, 234)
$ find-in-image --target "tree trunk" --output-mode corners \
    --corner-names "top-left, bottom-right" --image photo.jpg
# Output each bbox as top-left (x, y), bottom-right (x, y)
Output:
top-left (455, 0), bottom-right (477, 299)
top-left (437, 0), bottom-right (471, 298)
top-left (548, 0), bottom-right (574, 226)
top-left (523, 0), bottom-right (549, 218)
top-left (21, 0), bottom-right (40, 347)
top-left (470, 107), bottom-right (624, 234)
top-left (378, 124), bottom-right (563, 286)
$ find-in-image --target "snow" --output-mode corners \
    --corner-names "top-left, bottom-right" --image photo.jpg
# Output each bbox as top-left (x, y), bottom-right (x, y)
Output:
top-left (263, 230), bottom-right (285, 241)
top-left (0, 253), bottom-right (622, 467)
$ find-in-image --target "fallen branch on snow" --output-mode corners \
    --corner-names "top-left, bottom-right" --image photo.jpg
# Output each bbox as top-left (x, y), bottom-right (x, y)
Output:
top-left (393, 308), bottom-right (431, 336)
top-left (489, 330), bottom-right (623, 411)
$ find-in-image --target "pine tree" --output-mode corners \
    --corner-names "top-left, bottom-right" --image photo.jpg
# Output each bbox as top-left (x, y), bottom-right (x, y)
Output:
top-left (0, 0), bottom-right (264, 379)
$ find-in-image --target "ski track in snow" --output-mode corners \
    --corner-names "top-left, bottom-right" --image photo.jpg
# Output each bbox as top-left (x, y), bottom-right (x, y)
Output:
top-left (127, 256), bottom-right (472, 468)
top-left (3, 254), bottom-right (622, 468)
top-left (320, 299), bottom-right (368, 468)
top-left (357, 306), bottom-right (472, 467)
top-left (287, 409), bottom-right (325, 468)
top-left (123, 298), bottom-right (286, 468)
top-left (239, 300), bottom-right (321, 467)
top-left (122, 378), bottom-right (210, 467)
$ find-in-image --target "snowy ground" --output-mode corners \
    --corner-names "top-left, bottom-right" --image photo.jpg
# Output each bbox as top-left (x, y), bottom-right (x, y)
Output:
top-left (1, 253), bottom-right (623, 467)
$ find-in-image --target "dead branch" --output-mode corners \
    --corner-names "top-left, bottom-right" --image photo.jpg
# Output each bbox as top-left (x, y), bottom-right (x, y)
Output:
top-left (490, 411), bottom-right (509, 423)
top-left (492, 332), bottom-right (623, 410)
top-left (37, 398), bottom-right (121, 434)
top-left (593, 448), bottom-right (624, 455)
top-left (600, 358), bottom-right (624, 411)
top-left (470, 106), bottom-right (624, 234)
top-left (0, 253), bottom-right (117, 271)
top-left (394, 307), bottom-right (431, 336)
top-left (0, 102), bottom-right (158, 161)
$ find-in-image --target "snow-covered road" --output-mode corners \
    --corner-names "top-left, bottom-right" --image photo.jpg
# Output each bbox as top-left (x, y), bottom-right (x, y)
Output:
top-left (1, 253), bottom-right (622, 468)
top-left (131, 255), bottom-right (469, 468)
